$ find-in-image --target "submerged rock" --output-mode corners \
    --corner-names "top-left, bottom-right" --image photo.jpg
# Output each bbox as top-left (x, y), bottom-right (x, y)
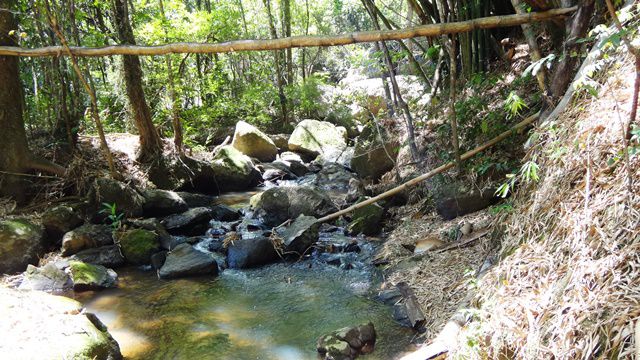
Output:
top-left (276, 215), bottom-right (319, 256)
top-left (0, 218), bottom-right (45, 274)
top-left (288, 119), bottom-right (348, 161)
top-left (41, 205), bottom-right (84, 244)
top-left (67, 261), bottom-right (118, 291)
top-left (0, 287), bottom-right (122, 359)
top-left (161, 207), bottom-right (214, 236)
top-left (231, 121), bottom-right (278, 162)
top-left (116, 229), bottom-right (160, 265)
top-left (250, 186), bottom-right (337, 227)
top-left (70, 245), bottom-right (126, 268)
top-left (317, 322), bottom-right (377, 360)
top-left (19, 263), bottom-right (73, 292)
top-left (158, 243), bottom-right (218, 279)
top-left (227, 233), bottom-right (279, 269)
top-left (347, 201), bottom-right (385, 236)
top-left (142, 189), bottom-right (189, 217)
top-left (61, 224), bottom-right (113, 257)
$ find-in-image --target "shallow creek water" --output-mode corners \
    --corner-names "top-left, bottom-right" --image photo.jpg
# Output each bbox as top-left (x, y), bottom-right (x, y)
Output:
top-left (74, 189), bottom-right (414, 359)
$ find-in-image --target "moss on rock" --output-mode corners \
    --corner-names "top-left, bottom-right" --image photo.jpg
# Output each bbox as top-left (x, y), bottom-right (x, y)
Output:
top-left (117, 229), bottom-right (160, 265)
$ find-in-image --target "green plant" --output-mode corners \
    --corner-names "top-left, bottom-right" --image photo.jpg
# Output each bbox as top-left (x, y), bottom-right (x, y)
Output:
top-left (100, 202), bottom-right (124, 231)
top-left (495, 159), bottom-right (540, 198)
top-left (504, 91), bottom-right (528, 119)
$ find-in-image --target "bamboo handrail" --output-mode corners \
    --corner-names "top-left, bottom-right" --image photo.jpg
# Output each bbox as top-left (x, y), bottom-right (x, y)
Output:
top-left (0, 8), bottom-right (576, 57)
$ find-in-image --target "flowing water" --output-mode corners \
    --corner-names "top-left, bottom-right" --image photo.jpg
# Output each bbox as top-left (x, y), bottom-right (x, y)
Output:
top-left (75, 188), bottom-right (414, 359)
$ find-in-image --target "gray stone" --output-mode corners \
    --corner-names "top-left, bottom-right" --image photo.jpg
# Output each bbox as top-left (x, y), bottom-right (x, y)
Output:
top-left (227, 233), bottom-right (279, 269)
top-left (0, 219), bottom-right (45, 274)
top-left (288, 119), bottom-right (348, 161)
top-left (231, 121), bottom-right (278, 162)
top-left (250, 186), bottom-right (337, 227)
top-left (61, 224), bottom-right (113, 257)
top-left (158, 243), bottom-right (218, 279)
top-left (41, 206), bottom-right (84, 244)
top-left (347, 201), bottom-right (385, 236)
top-left (277, 215), bottom-right (319, 256)
top-left (19, 263), bottom-right (73, 292)
top-left (67, 261), bottom-right (118, 291)
top-left (142, 189), bottom-right (188, 217)
top-left (91, 178), bottom-right (144, 218)
top-left (161, 207), bottom-right (215, 236)
top-left (70, 245), bottom-right (126, 268)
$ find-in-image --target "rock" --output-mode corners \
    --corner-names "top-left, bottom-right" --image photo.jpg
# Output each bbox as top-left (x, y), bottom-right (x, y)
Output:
top-left (250, 186), bottom-right (337, 227)
top-left (276, 215), bottom-right (319, 256)
top-left (61, 224), bottom-right (113, 257)
top-left (158, 243), bottom-right (218, 279)
top-left (435, 189), bottom-right (500, 220)
top-left (460, 221), bottom-right (473, 235)
top-left (150, 251), bottom-right (167, 270)
top-left (231, 121), bottom-right (278, 162)
top-left (176, 192), bottom-right (215, 207)
top-left (0, 219), bottom-right (45, 274)
top-left (67, 261), bottom-right (118, 291)
top-left (210, 146), bottom-right (261, 192)
top-left (91, 178), bottom-right (144, 218)
top-left (161, 207), bottom-right (215, 236)
top-left (126, 218), bottom-right (174, 250)
top-left (142, 189), bottom-right (188, 217)
top-left (351, 124), bottom-right (397, 181)
top-left (41, 206), bottom-right (84, 244)
top-left (19, 263), bottom-right (73, 292)
top-left (288, 119), bottom-right (348, 161)
top-left (346, 178), bottom-right (365, 203)
top-left (313, 146), bottom-right (355, 167)
top-left (227, 233), bottom-right (279, 269)
top-left (268, 133), bottom-right (290, 151)
top-left (116, 229), bottom-right (160, 265)
top-left (314, 163), bottom-right (358, 190)
top-left (70, 245), bottom-right (126, 268)
top-left (317, 322), bottom-right (376, 360)
top-left (211, 205), bottom-right (241, 222)
top-left (347, 201), bottom-right (385, 236)
top-left (0, 287), bottom-right (122, 359)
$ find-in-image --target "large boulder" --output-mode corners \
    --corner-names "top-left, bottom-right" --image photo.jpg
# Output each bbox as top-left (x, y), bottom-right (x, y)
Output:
top-left (288, 119), bottom-right (348, 161)
top-left (227, 233), bottom-right (279, 269)
top-left (41, 206), bottom-right (84, 244)
top-left (91, 178), bottom-right (144, 218)
top-left (0, 287), bottom-right (122, 360)
top-left (268, 134), bottom-right (290, 151)
top-left (67, 261), bottom-right (118, 291)
top-left (250, 186), bottom-right (337, 227)
top-left (70, 245), bottom-right (126, 268)
top-left (0, 219), bottom-right (45, 274)
top-left (61, 224), bottom-right (113, 257)
top-left (161, 207), bottom-right (214, 236)
top-left (317, 322), bottom-right (377, 360)
top-left (351, 124), bottom-right (398, 181)
top-left (231, 121), bottom-right (278, 162)
top-left (210, 146), bottom-right (261, 192)
top-left (276, 215), bottom-right (319, 256)
top-left (126, 218), bottom-right (174, 250)
top-left (347, 201), bottom-right (385, 236)
top-left (115, 229), bottom-right (160, 265)
top-left (142, 189), bottom-right (188, 217)
top-left (435, 188), bottom-right (500, 220)
top-left (158, 243), bottom-right (218, 279)
top-left (19, 263), bottom-right (73, 292)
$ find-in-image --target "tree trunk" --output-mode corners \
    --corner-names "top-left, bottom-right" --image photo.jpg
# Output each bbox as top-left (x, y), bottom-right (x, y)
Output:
top-left (282, 0), bottom-right (293, 84)
top-left (159, 0), bottom-right (183, 154)
top-left (0, 0), bottom-right (64, 201)
top-left (263, 0), bottom-right (289, 129)
top-left (112, 0), bottom-right (162, 161)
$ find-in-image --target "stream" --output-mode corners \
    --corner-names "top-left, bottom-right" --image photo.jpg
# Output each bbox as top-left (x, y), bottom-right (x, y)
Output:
top-left (73, 188), bottom-right (414, 359)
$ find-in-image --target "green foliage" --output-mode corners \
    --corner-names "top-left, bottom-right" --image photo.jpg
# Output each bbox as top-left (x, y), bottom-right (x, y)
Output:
top-left (99, 203), bottom-right (124, 231)
top-left (504, 91), bottom-right (528, 119)
top-left (495, 159), bottom-right (541, 198)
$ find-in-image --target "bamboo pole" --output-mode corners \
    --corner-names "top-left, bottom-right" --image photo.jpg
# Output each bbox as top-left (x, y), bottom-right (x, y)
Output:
top-left (0, 8), bottom-right (576, 57)
top-left (317, 112), bottom-right (540, 223)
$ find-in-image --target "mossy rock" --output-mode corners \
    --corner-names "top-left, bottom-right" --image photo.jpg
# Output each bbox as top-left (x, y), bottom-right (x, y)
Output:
top-left (231, 120), bottom-right (278, 162)
top-left (210, 146), bottom-right (261, 192)
top-left (0, 219), bottom-right (45, 274)
top-left (347, 201), bottom-right (385, 236)
top-left (117, 229), bottom-right (160, 265)
top-left (288, 119), bottom-right (348, 160)
top-left (68, 261), bottom-right (118, 291)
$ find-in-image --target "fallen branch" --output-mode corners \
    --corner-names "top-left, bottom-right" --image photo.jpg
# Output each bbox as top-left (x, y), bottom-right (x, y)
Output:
top-left (0, 8), bottom-right (576, 57)
top-left (435, 228), bottom-right (490, 253)
top-left (318, 112), bottom-right (540, 223)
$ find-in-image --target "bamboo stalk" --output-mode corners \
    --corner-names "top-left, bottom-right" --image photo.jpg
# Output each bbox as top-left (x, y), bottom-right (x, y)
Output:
top-left (0, 8), bottom-right (576, 57)
top-left (317, 112), bottom-right (540, 223)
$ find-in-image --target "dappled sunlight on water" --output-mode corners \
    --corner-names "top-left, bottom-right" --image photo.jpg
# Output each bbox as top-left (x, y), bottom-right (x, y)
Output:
top-left (80, 264), bottom-right (413, 359)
